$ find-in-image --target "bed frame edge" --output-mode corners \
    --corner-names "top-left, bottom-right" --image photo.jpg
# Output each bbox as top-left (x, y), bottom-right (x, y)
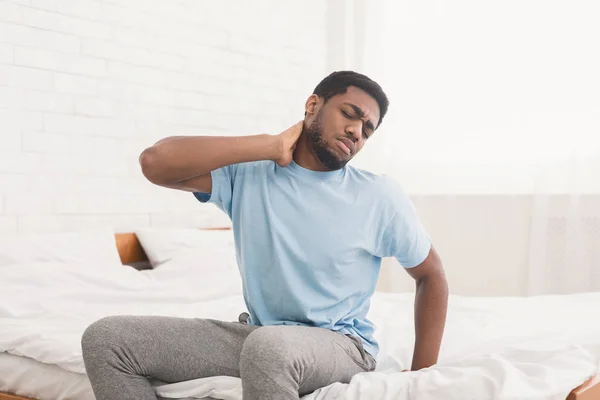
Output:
top-left (567, 374), bottom-right (600, 400)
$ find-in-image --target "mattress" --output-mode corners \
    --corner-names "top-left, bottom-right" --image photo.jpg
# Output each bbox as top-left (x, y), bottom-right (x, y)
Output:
top-left (0, 352), bottom-right (92, 400)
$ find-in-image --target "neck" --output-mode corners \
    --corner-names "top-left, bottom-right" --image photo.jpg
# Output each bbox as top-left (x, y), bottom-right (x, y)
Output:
top-left (292, 134), bottom-right (329, 171)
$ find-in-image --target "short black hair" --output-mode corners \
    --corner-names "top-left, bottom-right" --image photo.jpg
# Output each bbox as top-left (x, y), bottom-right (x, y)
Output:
top-left (311, 70), bottom-right (389, 128)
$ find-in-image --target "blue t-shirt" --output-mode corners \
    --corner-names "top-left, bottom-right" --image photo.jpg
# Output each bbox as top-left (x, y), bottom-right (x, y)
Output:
top-left (194, 160), bottom-right (431, 358)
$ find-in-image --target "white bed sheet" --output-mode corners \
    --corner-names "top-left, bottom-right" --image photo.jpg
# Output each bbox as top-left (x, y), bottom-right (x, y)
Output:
top-left (0, 352), bottom-right (92, 400)
top-left (1, 260), bottom-right (599, 400)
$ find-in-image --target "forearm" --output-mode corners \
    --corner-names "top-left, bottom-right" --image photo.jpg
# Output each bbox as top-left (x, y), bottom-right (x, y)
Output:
top-left (140, 134), bottom-right (279, 184)
top-left (411, 273), bottom-right (448, 370)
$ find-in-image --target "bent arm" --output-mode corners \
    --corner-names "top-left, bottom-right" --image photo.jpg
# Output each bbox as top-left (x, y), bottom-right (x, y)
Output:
top-left (405, 246), bottom-right (449, 370)
top-left (139, 134), bottom-right (280, 193)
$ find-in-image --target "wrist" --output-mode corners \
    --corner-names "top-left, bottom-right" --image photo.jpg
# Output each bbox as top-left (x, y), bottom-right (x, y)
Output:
top-left (262, 134), bottom-right (283, 162)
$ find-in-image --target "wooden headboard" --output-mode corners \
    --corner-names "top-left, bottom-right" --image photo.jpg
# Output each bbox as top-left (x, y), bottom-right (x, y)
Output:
top-left (115, 227), bottom-right (231, 265)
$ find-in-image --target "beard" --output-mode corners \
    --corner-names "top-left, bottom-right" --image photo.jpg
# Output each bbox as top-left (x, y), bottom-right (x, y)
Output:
top-left (303, 112), bottom-right (349, 171)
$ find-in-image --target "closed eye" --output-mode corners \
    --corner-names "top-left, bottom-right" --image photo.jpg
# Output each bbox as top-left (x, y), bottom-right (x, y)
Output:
top-left (342, 110), bottom-right (370, 139)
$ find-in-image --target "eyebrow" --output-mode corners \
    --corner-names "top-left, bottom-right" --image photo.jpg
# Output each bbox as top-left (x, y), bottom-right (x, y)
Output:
top-left (343, 102), bottom-right (376, 132)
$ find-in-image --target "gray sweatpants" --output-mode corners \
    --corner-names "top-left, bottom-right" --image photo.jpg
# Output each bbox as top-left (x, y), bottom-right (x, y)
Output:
top-left (81, 314), bottom-right (376, 400)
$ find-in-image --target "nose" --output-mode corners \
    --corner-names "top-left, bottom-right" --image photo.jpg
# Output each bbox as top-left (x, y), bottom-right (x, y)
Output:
top-left (345, 122), bottom-right (362, 143)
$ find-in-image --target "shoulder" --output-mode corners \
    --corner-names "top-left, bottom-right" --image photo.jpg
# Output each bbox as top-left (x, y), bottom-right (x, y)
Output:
top-left (230, 160), bottom-right (273, 176)
top-left (347, 165), bottom-right (406, 198)
top-left (346, 165), bottom-right (414, 212)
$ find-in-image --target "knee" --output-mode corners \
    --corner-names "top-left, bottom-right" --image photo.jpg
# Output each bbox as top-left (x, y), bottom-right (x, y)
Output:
top-left (81, 316), bottom-right (124, 361)
top-left (240, 327), bottom-right (295, 371)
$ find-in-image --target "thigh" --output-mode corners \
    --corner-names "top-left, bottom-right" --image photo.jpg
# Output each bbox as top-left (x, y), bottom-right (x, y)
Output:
top-left (241, 325), bottom-right (376, 396)
top-left (82, 315), bottom-right (257, 383)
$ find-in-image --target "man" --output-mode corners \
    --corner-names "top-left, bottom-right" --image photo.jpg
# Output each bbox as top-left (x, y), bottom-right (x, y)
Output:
top-left (82, 71), bottom-right (449, 400)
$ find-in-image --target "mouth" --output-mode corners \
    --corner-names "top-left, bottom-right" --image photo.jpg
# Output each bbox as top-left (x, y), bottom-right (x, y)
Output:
top-left (335, 137), bottom-right (355, 157)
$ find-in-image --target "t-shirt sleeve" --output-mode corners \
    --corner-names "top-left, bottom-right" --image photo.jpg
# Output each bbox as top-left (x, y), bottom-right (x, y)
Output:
top-left (376, 181), bottom-right (432, 268)
top-left (192, 164), bottom-right (237, 218)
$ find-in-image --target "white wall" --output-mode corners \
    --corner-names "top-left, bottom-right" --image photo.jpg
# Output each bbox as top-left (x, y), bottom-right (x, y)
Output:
top-left (352, 0), bottom-right (600, 196)
top-left (0, 0), bottom-right (327, 234)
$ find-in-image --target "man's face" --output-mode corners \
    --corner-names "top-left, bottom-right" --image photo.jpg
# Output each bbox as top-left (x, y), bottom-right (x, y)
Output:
top-left (303, 86), bottom-right (381, 170)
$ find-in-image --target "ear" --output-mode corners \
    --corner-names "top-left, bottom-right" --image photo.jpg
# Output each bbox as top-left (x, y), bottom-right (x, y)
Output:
top-left (304, 94), bottom-right (320, 115)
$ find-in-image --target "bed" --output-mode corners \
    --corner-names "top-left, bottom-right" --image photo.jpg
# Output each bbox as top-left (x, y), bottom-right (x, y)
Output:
top-left (0, 229), bottom-right (599, 400)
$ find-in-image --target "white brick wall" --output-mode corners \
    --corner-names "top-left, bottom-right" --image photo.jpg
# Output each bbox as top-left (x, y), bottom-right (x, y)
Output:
top-left (0, 0), bottom-right (327, 234)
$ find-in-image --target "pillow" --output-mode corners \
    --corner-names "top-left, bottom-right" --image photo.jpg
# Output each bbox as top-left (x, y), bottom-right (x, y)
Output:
top-left (135, 228), bottom-right (241, 299)
top-left (0, 228), bottom-right (123, 267)
top-left (143, 251), bottom-right (243, 299)
top-left (135, 228), bottom-right (236, 268)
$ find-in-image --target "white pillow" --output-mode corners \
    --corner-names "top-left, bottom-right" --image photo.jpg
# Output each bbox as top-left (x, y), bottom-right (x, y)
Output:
top-left (0, 228), bottom-right (123, 267)
top-left (135, 228), bottom-right (236, 268)
top-left (136, 228), bottom-right (242, 299)
top-left (143, 251), bottom-right (243, 299)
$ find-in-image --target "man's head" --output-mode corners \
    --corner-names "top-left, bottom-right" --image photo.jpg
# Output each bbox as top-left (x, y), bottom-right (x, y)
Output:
top-left (301, 71), bottom-right (389, 170)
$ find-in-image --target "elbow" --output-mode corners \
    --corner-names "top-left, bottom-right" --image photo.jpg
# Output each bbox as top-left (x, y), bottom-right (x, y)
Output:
top-left (139, 146), bottom-right (166, 185)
